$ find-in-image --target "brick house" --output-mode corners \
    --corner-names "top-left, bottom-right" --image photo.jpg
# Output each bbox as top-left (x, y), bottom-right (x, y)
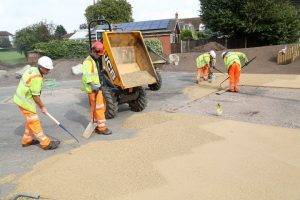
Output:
top-left (70, 14), bottom-right (202, 55)
top-left (0, 31), bottom-right (14, 46)
top-left (113, 14), bottom-right (202, 55)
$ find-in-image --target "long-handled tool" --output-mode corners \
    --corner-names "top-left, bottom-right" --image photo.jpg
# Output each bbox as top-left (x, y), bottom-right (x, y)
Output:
top-left (82, 91), bottom-right (98, 139)
top-left (45, 112), bottom-right (79, 143)
top-left (212, 66), bottom-right (225, 74)
top-left (219, 56), bottom-right (257, 88)
top-left (82, 121), bottom-right (97, 139)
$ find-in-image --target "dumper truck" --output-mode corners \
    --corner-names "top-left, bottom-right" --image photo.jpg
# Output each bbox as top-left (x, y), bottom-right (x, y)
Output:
top-left (88, 19), bottom-right (160, 119)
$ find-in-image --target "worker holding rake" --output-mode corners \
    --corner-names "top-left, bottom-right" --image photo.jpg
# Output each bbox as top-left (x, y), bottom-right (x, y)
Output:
top-left (13, 56), bottom-right (60, 150)
top-left (81, 41), bottom-right (112, 135)
top-left (222, 51), bottom-right (248, 92)
top-left (195, 50), bottom-right (216, 83)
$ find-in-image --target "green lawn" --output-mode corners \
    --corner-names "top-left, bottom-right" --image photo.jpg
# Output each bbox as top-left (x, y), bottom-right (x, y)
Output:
top-left (0, 50), bottom-right (26, 65)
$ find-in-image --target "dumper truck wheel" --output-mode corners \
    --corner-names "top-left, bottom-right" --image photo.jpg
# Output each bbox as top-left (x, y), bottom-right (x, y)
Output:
top-left (148, 71), bottom-right (162, 91)
top-left (129, 87), bottom-right (147, 112)
top-left (102, 86), bottom-right (118, 119)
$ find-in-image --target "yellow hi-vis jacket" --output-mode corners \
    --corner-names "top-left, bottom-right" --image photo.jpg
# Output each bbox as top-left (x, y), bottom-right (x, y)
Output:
top-left (81, 56), bottom-right (100, 93)
top-left (13, 66), bottom-right (43, 113)
top-left (223, 52), bottom-right (241, 71)
top-left (234, 52), bottom-right (248, 66)
top-left (196, 53), bottom-right (211, 69)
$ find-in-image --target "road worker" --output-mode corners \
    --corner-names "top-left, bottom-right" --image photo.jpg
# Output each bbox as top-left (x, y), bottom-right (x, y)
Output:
top-left (222, 51), bottom-right (247, 92)
top-left (81, 41), bottom-right (112, 135)
top-left (195, 50), bottom-right (216, 83)
top-left (13, 56), bottom-right (60, 150)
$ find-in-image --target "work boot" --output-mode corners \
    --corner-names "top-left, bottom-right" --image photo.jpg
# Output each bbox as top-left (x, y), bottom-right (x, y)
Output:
top-left (226, 89), bottom-right (235, 92)
top-left (22, 140), bottom-right (39, 147)
top-left (42, 140), bottom-right (60, 150)
top-left (95, 128), bottom-right (112, 135)
top-left (234, 87), bottom-right (240, 93)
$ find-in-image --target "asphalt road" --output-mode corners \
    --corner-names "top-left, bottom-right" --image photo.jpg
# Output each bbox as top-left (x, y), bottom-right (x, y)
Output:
top-left (0, 71), bottom-right (299, 198)
top-left (0, 72), bottom-right (193, 198)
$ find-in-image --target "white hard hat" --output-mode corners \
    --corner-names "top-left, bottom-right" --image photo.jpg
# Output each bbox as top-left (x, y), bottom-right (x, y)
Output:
top-left (222, 51), bottom-right (229, 58)
top-left (209, 50), bottom-right (216, 59)
top-left (38, 56), bottom-right (53, 70)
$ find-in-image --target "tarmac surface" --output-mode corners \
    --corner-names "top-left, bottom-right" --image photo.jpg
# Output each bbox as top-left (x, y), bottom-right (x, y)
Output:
top-left (0, 71), bottom-right (299, 199)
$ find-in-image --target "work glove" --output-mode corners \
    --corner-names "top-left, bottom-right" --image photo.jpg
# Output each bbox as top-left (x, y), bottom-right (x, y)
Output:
top-left (90, 83), bottom-right (101, 92)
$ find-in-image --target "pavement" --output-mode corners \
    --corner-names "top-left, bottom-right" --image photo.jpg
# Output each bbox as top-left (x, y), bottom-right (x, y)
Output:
top-left (0, 71), bottom-right (299, 199)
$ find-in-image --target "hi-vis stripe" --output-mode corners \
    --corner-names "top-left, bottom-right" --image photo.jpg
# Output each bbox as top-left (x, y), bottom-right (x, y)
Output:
top-left (25, 75), bottom-right (42, 85)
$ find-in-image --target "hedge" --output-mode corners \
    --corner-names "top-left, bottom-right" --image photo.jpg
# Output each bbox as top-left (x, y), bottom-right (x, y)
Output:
top-left (144, 38), bottom-right (163, 55)
top-left (34, 40), bottom-right (89, 59)
top-left (35, 38), bottom-right (163, 59)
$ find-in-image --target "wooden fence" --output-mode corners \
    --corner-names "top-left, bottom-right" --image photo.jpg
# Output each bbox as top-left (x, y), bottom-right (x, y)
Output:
top-left (277, 44), bottom-right (300, 65)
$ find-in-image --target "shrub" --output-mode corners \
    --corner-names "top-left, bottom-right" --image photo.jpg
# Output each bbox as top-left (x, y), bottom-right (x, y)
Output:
top-left (14, 22), bottom-right (53, 55)
top-left (180, 29), bottom-right (193, 41)
top-left (34, 40), bottom-right (89, 59)
top-left (144, 38), bottom-right (163, 55)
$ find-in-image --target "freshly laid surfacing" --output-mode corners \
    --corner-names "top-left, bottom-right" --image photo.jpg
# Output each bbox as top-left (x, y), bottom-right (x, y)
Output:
top-left (10, 111), bottom-right (300, 200)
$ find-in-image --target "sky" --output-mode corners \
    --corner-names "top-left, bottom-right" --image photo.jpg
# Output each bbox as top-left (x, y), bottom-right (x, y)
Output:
top-left (0, 0), bottom-right (200, 34)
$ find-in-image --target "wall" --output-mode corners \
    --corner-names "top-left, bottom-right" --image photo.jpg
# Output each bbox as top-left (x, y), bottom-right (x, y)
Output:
top-left (144, 34), bottom-right (171, 56)
top-left (158, 35), bottom-right (171, 55)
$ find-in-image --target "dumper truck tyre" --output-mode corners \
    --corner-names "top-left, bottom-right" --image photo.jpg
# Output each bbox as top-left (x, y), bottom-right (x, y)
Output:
top-left (148, 71), bottom-right (162, 91)
top-left (102, 86), bottom-right (118, 119)
top-left (129, 87), bottom-right (147, 112)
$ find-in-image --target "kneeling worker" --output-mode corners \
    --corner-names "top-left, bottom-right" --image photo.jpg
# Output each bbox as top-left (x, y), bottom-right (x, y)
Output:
top-left (195, 50), bottom-right (216, 83)
top-left (81, 41), bottom-right (112, 135)
top-left (13, 56), bottom-right (60, 150)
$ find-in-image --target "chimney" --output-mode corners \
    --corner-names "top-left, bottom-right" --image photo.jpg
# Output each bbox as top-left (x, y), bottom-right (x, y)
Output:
top-left (175, 12), bottom-right (179, 21)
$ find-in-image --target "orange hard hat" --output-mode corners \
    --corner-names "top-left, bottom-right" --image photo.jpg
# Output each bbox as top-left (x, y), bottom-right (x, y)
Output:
top-left (92, 41), bottom-right (104, 55)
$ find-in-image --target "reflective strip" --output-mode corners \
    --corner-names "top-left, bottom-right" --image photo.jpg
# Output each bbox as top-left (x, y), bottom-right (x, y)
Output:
top-left (97, 123), bottom-right (106, 128)
top-left (15, 93), bottom-right (35, 107)
top-left (25, 75), bottom-right (42, 85)
top-left (97, 119), bottom-right (106, 123)
top-left (35, 132), bottom-right (47, 141)
top-left (95, 104), bottom-right (105, 109)
top-left (26, 115), bottom-right (39, 122)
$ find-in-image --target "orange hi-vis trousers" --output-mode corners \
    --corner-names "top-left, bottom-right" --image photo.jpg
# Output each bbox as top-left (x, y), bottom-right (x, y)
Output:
top-left (197, 64), bottom-right (209, 82)
top-left (18, 106), bottom-right (50, 148)
top-left (228, 62), bottom-right (241, 92)
top-left (88, 91), bottom-right (107, 131)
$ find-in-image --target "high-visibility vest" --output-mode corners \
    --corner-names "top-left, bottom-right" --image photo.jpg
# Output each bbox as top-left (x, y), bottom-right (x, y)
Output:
top-left (196, 53), bottom-right (211, 69)
top-left (13, 67), bottom-right (43, 113)
top-left (234, 52), bottom-right (248, 66)
top-left (81, 56), bottom-right (100, 93)
top-left (224, 52), bottom-right (241, 71)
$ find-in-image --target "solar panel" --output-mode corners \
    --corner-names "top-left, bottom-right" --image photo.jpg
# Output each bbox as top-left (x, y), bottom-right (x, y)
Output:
top-left (115, 19), bottom-right (171, 32)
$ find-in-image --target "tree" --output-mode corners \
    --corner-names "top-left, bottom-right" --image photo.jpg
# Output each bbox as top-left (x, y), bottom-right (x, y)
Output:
top-left (85, 0), bottom-right (133, 24)
top-left (54, 25), bottom-right (67, 39)
top-left (14, 22), bottom-right (52, 55)
top-left (0, 37), bottom-right (12, 48)
top-left (79, 23), bottom-right (88, 29)
top-left (200, 0), bottom-right (300, 45)
top-left (180, 29), bottom-right (194, 41)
